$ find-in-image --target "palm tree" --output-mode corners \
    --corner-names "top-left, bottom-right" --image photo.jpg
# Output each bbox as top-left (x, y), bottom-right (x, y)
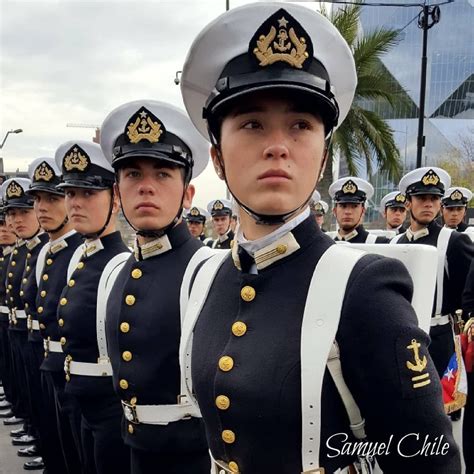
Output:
top-left (319, 3), bottom-right (409, 194)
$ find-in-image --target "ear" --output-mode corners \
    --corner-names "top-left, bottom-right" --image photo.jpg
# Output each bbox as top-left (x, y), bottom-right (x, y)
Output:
top-left (318, 149), bottom-right (329, 182)
top-left (183, 184), bottom-right (196, 210)
top-left (211, 146), bottom-right (224, 180)
top-left (332, 206), bottom-right (337, 218)
top-left (111, 188), bottom-right (120, 214)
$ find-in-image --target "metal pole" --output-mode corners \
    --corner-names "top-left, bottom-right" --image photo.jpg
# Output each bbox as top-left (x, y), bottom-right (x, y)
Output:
top-left (416, 5), bottom-right (429, 169)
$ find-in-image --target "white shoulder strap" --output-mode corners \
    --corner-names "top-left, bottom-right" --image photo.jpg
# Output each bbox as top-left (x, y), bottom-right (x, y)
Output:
top-left (96, 252), bottom-right (131, 361)
top-left (179, 246), bottom-right (220, 327)
top-left (67, 244), bottom-right (85, 281)
top-left (179, 250), bottom-right (230, 407)
top-left (365, 233), bottom-right (377, 244)
top-left (35, 243), bottom-right (50, 287)
top-left (179, 246), bottom-right (222, 396)
top-left (301, 245), bottom-right (366, 472)
top-left (435, 227), bottom-right (453, 315)
top-left (389, 233), bottom-right (404, 244)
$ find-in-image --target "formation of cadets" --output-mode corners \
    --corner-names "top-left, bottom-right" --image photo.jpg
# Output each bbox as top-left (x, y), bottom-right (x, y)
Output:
top-left (0, 3), bottom-right (473, 474)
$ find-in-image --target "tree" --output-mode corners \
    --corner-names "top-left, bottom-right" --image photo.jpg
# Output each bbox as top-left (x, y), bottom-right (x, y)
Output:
top-left (319, 3), bottom-right (407, 197)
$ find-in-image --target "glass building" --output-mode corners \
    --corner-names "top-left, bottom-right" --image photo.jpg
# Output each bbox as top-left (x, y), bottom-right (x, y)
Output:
top-left (353, 0), bottom-right (473, 224)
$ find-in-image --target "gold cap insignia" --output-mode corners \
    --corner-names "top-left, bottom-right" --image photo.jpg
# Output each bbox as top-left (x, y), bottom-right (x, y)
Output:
top-left (34, 161), bottom-right (55, 182)
top-left (6, 181), bottom-right (24, 199)
top-left (342, 180), bottom-right (358, 194)
top-left (395, 193), bottom-right (406, 203)
top-left (251, 9), bottom-right (311, 70)
top-left (190, 207), bottom-right (200, 216)
top-left (126, 107), bottom-right (163, 144)
top-left (450, 190), bottom-right (463, 201)
top-left (421, 169), bottom-right (440, 187)
top-left (63, 145), bottom-right (90, 172)
top-left (213, 200), bottom-right (224, 211)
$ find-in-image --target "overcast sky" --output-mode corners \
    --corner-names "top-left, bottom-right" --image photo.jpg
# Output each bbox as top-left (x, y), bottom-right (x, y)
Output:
top-left (2, 0), bottom-right (306, 208)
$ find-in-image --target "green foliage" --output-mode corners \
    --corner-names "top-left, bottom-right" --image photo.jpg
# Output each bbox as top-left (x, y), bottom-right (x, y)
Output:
top-left (321, 3), bottom-right (405, 182)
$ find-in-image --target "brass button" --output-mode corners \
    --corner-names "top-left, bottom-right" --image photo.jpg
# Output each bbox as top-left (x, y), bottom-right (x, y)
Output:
top-left (240, 286), bottom-right (256, 302)
top-left (218, 356), bottom-right (234, 372)
top-left (39, 323), bottom-right (46, 330)
top-left (119, 379), bottom-right (129, 390)
top-left (68, 280), bottom-right (75, 287)
top-left (120, 322), bottom-right (130, 333)
top-left (125, 295), bottom-right (136, 306)
top-left (60, 298), bottom-right (67, 306)
top-left (8, 272), bottom-right (12, 278)
top-left (232, 321), bottom-right (247, 337)
top-left (60, 337), bottom-right (66, 345)
top-left (5, 289), bottom-right (9, 294)
top-left (128, 424), bottom-right (134, 434)
top-left (122, 351), bottom-right (132, 362)
top-left (19, 290), bottom-right (24, 296)
top-left (228, 461), bottom-right (239, 473)
top-left (77, 262), bottom-right (85, 269)
top-left (11, 261), bottom-right (16, 266)
top-left (46, 258), bottom-right (53, 265)
top-left (13, 249), bottom-right (18, 255)
top-left (276, 244), bottom-right (287, 254)
top-left (37, 307), bottom-right (43, 314)
top-left (42, 274), bottom-right (48, 281)
top-left (27, 253), bottom-right (31, 259)
top-left (215, 395), bottom-right (230, 410)
top-left (131, 268), bottom-right (142, 279)
top-left (24, 303), bottom-right (29, 308)
top-left (40, 290), bottom-right (46, 297)
top-left (58, 319), bottom-right (64, 327)
top-left (26, 265), bottom-right (31, 272)
top-left (22, 278), bottom-right (27, 284)
top-left (222, 430), bottom-right (235, 444)
top-left (7, 284), bottom-right (12, 290)
top-left (130, 396), bottom-right (137, 405)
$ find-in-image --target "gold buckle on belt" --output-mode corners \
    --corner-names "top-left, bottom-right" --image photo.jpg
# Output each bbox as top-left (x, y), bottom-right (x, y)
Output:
top-left (64, 355), bottom-right (72, 382)
top-left (44, 336), bottom-right (50, 357)
top-left (11, 308), bottom-right (17, 325)
top-left (121, 400), bottom-right (139, 424)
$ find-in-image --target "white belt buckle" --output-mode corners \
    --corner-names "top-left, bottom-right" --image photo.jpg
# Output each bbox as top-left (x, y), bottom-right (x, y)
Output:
top-left (97, 356), bottom-right (111, 376)
top-left (121, 400), bottom-right (139, 424)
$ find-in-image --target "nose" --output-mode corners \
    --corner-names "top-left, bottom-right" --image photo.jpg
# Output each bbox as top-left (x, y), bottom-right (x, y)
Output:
top-left (263, 131), bottom-right (290, 160)
top-left (137, 176), bottom-right (156, 195)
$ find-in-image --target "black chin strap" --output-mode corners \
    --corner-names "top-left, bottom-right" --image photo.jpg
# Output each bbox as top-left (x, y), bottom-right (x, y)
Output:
top-left (116, 167), bottom-right (191, 242)
top-left (25, 226), bottom-right (41, 241)
top-left (209, 125), bottom-right (332, 226)
top-left (44, 216), bottom-right (69, 235)
top-left (81, 190), bottom-right (114, 240)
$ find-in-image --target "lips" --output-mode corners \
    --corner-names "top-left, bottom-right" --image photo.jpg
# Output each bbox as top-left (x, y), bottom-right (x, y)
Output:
top-left (135, 202), bottom-right (159, 210)
top-left (258, 169), bottom-right (291, 181)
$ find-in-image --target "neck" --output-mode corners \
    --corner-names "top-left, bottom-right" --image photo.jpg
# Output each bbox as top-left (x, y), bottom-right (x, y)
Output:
top-left (239, 211), bottom-right (287, 241)
top-left (49, 222), bottom-right (74, 241)
top-left (338, 225), bottom-right (357, 236)
top-left (409, 219), bottom-right (428, 233)
top-left (136, 218), bottom-right (181, 245)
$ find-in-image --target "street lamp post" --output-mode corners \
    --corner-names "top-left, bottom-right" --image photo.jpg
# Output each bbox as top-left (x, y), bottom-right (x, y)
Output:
top-left (0, 129), bottom-right (23, 150)
top-left (416, 4), bottom-right (441, 169)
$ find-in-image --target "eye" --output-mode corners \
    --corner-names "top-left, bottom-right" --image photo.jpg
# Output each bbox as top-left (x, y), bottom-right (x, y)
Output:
top-left (157, 171), bottom-right (171, 179)
top-left (65, 190), bottom-right (74, 198)
top-left (126, 170), bottom-right (140, 178)
top-left (242, 120), bottom-right (262, 130)
top-left (291, 120), bottom-right (312, 130)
